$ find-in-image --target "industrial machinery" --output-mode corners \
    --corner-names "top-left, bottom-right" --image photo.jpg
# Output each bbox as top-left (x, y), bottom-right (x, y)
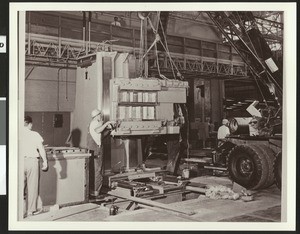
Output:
top-left (206, 11), bottom-right (283, 190)
top-left (70, 10), bottom-right (191, 191)
top-left (71, 11), bottom-right (283, 195)
top-left (71, 51), bottom-right (188, 189)
top-left (110, 77), bottom-right (188, 136)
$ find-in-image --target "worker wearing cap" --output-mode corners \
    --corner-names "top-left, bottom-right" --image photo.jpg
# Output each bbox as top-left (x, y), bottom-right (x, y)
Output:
top-left (217, 119), bottom-right (230, 147)
top-left (87, 109), bottom-right (115, 197)
top-left (20, 116), bottom-right (48, 218)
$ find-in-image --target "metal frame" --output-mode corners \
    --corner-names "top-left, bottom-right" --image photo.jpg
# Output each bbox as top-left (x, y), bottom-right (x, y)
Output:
top-left (26, 33), bottom-right (248, 79)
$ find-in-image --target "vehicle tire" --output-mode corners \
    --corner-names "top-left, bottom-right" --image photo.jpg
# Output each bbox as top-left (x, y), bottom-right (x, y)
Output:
top-left (227, 144), bottom-right (269, 190)
top-left (255, 144), bottom-right (275, 189)
top-left (274, 152), bottom-right (282, 190)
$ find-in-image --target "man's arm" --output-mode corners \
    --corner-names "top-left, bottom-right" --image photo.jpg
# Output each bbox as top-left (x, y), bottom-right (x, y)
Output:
top-left (94, 121), bottom-right (115, 134)
top-left (65, 132), bottom-right (72, 146)
top-left (37, 142), bottom-right (48, 171)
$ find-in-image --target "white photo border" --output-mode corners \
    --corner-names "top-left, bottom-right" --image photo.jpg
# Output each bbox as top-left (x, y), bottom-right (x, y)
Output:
top-left (9, 2), bottom-right (296, 231)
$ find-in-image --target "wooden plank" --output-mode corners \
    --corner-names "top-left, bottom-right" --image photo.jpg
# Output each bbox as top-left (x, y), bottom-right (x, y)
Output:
top-left (107, 191), bottom-right (196, 216)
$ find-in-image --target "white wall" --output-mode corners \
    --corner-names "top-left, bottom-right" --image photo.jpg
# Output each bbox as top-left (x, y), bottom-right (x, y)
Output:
top-left (25, 66), bottom-right (76, 112)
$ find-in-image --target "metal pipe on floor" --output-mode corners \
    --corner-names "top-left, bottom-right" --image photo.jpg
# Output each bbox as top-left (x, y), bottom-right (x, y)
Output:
top-left (108, 192), bottom-right (195, 215)
top-left (185, 186), bottom-right (206, 194)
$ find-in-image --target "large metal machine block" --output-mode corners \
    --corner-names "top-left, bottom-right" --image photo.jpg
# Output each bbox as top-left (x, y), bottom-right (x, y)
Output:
top-left (112, 123), bottom-right (180, 136)
top-left (156, 103), bottom-right (174, 120)
top-left (110, 83), bottom-right (120, 102)
top-left (110, 77), bottom-right (187, 136)
top-left (113, 121), bottom-right (166, 136)
top-left (73, 52), bottom-right (117, 148)
top-left (161, 79), bottom-right (189, 88)
top-left (157, 87), bottom-right (187, 103)
top-left (111, 78), bottom-right (162, 91)
top-left (72, 53), bottom-right (187, 174)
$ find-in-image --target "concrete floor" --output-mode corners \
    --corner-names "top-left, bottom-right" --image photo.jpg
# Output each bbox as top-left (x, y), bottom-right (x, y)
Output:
top-left (25, 175), bottom-right (281, 222)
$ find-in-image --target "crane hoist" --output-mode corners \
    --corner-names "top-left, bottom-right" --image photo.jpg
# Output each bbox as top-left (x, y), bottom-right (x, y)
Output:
top-left (206, 11), bottom-right (283, 190)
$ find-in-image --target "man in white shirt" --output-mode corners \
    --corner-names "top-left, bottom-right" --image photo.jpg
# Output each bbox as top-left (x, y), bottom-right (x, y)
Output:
top-left (111, 16), bottom-right (121, 27)
top-left (217, 119), bottom-right (230, 147)
top-left (87, 109), bottom-right (115, 197)
top-left (20, 116), bottom-right (48, 217)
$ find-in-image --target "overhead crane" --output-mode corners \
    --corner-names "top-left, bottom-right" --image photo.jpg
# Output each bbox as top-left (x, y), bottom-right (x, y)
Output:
top-left (206, 11), bottom-right (282, 190)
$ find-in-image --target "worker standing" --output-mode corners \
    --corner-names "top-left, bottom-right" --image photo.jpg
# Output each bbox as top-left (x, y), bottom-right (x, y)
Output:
top-left (217, 119), bottom-right (230, 147)
top-left (111, 16), bottom-right (121, 26)
top-left (87, 109), bottom-right (115, 197)
top-left (20, 116), bottom-right (48, 218)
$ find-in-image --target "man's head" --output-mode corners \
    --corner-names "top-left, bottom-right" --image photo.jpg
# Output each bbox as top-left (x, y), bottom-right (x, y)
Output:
top-left (91, 109), bottom-right (102, 119)
top-left (24, 115), bottom-right (33, 129)
top-left (114, 16), bottom-right (118, 21)
top-left (222, 119), bottom-right (229, 126)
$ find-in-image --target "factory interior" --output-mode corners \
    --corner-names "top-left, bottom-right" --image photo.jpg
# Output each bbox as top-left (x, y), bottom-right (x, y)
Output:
top-left (21, 10), bottom-right (284, 223)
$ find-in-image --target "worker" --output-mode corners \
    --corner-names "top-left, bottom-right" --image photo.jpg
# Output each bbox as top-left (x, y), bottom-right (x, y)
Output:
top-left (87, 109), bottom-right (116, 197)
top-left (20, 116), bottom-right (48, 218)
top-left (111, 16), bottom-right (121, 26)
top-left (217, 119), bottom-right (230, 147)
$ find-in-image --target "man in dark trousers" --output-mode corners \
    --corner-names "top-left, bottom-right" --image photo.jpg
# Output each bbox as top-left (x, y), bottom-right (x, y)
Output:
top-left (87, 109), bottom-right (115, 197)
